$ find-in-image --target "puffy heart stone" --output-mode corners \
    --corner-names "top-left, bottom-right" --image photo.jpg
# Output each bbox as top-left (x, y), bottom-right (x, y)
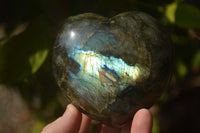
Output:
top-left (53, 11), bottom-right (173, 127)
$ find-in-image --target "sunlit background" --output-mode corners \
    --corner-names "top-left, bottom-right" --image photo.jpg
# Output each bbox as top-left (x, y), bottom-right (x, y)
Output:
top-left (0, 0), bottom-right (200, 132)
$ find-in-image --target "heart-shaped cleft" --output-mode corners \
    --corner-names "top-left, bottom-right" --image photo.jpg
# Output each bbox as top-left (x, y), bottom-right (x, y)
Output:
top-left (53, 11), bottom-right (173, 127)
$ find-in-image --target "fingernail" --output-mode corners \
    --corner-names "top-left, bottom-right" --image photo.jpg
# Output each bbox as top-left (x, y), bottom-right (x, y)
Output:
top-left (63, 104), bottom-right (71, 116)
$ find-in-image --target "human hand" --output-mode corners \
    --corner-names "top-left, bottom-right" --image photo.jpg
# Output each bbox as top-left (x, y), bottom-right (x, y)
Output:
top-left (42, 104), bottom-right (152, 133)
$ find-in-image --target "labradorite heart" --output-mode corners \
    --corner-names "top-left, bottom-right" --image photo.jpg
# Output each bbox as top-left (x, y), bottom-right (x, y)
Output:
top-left (53, 11), bottom-right (172, 127)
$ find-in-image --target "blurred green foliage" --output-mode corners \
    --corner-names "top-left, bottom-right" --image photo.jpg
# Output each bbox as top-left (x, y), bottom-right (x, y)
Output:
top-left (0, 0), bottom-right (200, 132)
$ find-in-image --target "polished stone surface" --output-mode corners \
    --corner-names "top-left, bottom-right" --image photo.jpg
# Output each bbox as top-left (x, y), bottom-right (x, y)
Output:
top-left (53, 11), bottom-right (172, 127)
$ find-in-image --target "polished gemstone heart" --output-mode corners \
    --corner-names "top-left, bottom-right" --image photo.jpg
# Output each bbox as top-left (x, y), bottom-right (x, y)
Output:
top-left (53, 11), bottom-right (172, 127)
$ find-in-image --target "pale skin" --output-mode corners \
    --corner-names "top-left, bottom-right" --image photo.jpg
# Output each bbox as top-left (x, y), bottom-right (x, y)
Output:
top-left (42, 104), bottom-right (153, 133)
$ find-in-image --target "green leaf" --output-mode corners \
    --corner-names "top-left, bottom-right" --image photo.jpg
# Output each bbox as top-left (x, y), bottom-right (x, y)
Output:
top-left (165, 2), bottom-right (178, 23)
top-left (29, 49), bottom-right (49, 74)
top-left (152, 114), bottom-right (160, 133)
top-left (192, 50), bottom-right (200, 70)
top-left (165, 2), bottom-right (200, 29)
top-left (176, 60), bottom-right (188, 79)
top-left (31, 118), bottom-right (46, 133)
top-left (175, 3), bottom-right (200, 28)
